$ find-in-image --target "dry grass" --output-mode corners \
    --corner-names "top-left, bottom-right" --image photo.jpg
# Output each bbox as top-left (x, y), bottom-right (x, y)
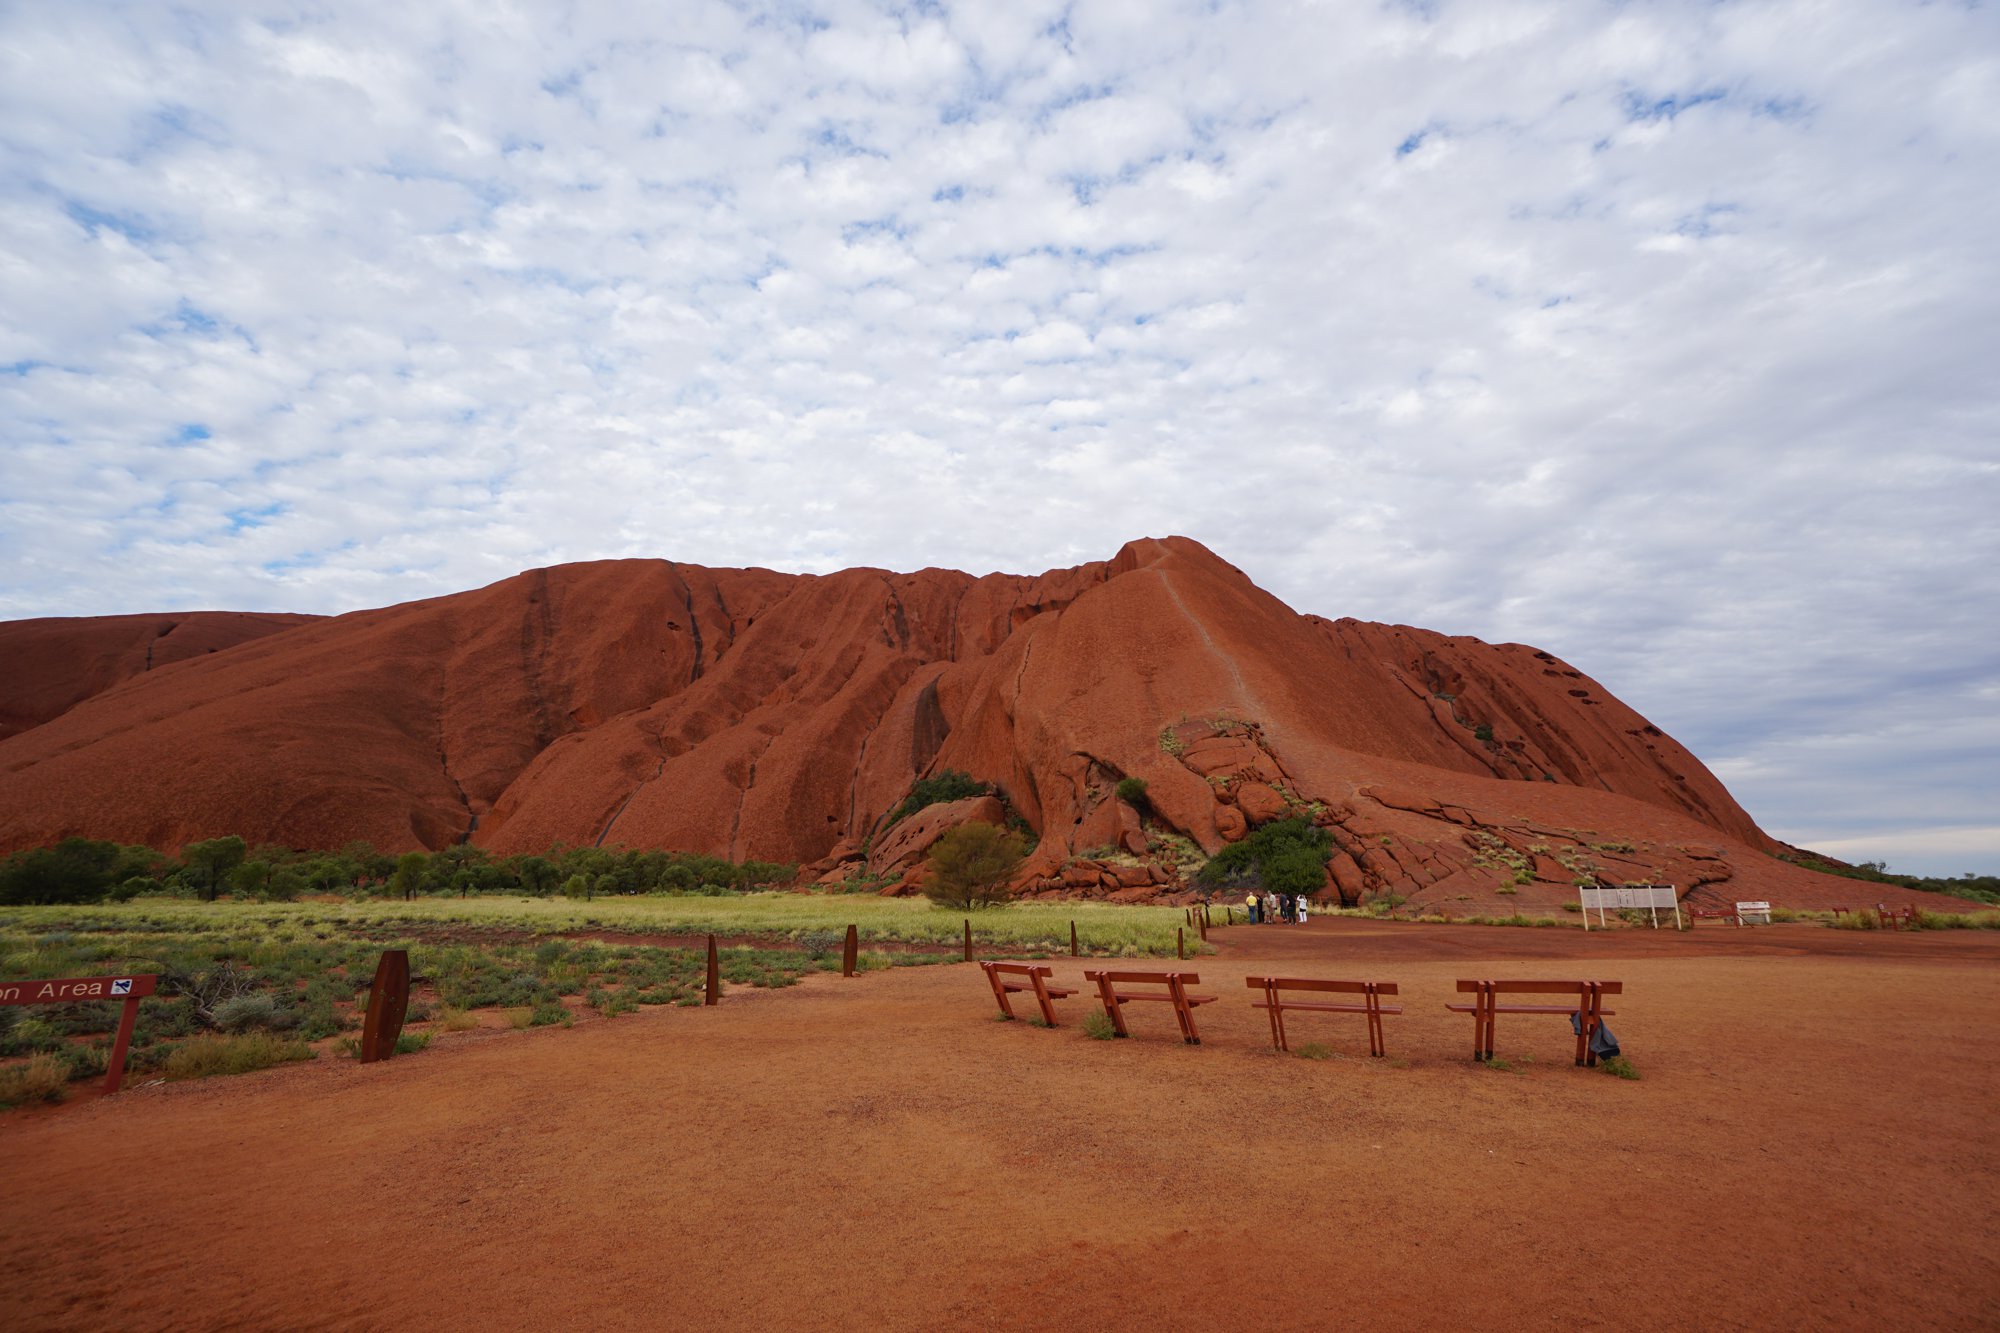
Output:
top-left (0, 1052), bottom-right (70, 1107)
top-left (162, 1033), bottom-right (314, 1081)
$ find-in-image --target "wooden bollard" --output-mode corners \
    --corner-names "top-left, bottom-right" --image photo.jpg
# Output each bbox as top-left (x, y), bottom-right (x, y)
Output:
top-left (963, 918), bottom-right (973, 962)
top-left (1070, 920), bottom-right (1079, 957)
top-left (359, 949), bottom-right (411, 1063)
top-left (705, 934), bottom-right (720, 1006)
top-left (1177, 927), bottom-right (1185, 960)
top-left (842, 924), bottom-right (858, 977)
top-left (1198, 914), bottom-right (1208, 942)
top-left (1227, 907), bottom-right (1235, 926)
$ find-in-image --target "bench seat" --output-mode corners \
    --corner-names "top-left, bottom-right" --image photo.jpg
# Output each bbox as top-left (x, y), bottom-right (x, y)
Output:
top-left (1083, 970), bottom-right (1215, 1044)
top-left (980, 962), bottom-right (1077, 1027)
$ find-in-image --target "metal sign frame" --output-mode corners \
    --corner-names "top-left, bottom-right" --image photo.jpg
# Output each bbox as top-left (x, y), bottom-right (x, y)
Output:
top-left (1578, 884), bottom-right (1682, 931)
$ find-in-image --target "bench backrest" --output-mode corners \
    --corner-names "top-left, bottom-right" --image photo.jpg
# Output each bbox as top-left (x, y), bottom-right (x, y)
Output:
top-left (1456, 979), bottom-right (1623, 995)
top-left (982, 962), bottom-right (1053, 980)
top-left (1084, 970), bottom-right (1198, 987)
top-left (1245, 977), bottom-right (1398, 996)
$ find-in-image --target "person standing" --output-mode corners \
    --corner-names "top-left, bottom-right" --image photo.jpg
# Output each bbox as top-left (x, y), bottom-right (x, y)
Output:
top-left (1245, 891), bottom-right (1260, 924)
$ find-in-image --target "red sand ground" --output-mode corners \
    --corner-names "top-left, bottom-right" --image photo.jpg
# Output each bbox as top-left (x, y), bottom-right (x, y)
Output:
top-left (3, 918), bottom-right (1996, 1330)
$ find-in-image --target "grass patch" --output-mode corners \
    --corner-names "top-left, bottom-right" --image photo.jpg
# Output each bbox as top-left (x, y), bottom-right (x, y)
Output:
top-left (1599, 1055), bottom-right (1641, 1080)
top-left (1082, 1011), bottom-right (1119, 1041)
top-left (2, 895), bottom-right (1198, 958)
top-left (437, 1006), bottom-right (478, 1031)
top-left (1293, 1042), bottom-right (1332, 1061)
top-left (393, 1031), bottom-right (432, 1055)
top-left (1482, 1056), bottom-right (1514, 1073)
top-left (162, 1032), bottom-right (313, 1081)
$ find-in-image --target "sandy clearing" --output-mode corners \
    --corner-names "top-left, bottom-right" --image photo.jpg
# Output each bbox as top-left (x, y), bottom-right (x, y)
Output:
top-left (2, 919), bottom-right (1996, 1331)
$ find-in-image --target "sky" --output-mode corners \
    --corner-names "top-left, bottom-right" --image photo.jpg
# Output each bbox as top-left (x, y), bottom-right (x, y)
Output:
top-left (1, 1), bottom-right (1995, 875)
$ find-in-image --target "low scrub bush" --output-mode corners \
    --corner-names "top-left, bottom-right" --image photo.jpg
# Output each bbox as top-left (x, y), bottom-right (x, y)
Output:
top-left (162, 1033), bottom-right (313, 1081)
top-left (1083, 1011), bottom-right (1118, 1040)
top-left (0, 1052), bottom-right (71, 1107)
top-left (1599, 1055), bottom-right (1641, 1080)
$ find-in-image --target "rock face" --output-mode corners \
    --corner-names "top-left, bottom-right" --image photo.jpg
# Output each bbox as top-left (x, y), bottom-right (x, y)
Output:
top-left (0, 536), bottom-right (1950, 911)
top-left (0, 611), bottom-right (317, 741)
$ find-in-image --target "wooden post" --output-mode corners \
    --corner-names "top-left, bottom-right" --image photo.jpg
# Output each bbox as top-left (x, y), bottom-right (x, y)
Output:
top-left (1227, 907), bottom-right (1235, 926)
top-left (103, 993), bottom-right (143, 1094)
top-left (841, 924), bottom-right (858, 978)
top-left (1177, 927), bottom-right (1185, 960)
top-left (963, 918), bottom-right (973, 962)
top-left (705, 934), bottom-right (719, 1006)
top-left (1070, 920), bottom-right (1078, 957)
top-left (359, 949), bottom-right (410, 1064)
top-left (1197, 913), bottom-right (1208, 942)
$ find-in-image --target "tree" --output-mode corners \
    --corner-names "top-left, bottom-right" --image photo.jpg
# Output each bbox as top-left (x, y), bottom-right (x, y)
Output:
top-left (389, 852), bottom-right (429, 901)
top-left (181, 836), bottom-right (247, 902)
top-left (923, 823), bottom-right (1025, 911)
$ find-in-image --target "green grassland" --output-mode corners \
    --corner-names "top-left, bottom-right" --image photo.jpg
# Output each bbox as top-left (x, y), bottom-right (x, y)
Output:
top-left (0, 895), bottom-right (1200, 1107)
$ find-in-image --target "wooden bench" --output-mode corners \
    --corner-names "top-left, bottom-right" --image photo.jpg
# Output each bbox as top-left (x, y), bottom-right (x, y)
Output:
top-left (980, 962), bottom-right (1076, 1027)
top-left (1877, 903), bottom-right (1920, 930)
top-left (1736, 900), bottom-right (1773, 925)
top-left (1082, 970), bottom-right (1219, 1044)
top-left (1447, 980), bottom-right (1621, 1066)
top-left (1245, 977), bottom-right (1401, 1056)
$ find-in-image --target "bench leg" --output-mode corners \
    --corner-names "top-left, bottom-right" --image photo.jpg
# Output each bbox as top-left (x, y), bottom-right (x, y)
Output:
top-left (1366, 992), bottom-right (1385, 1058)
top-left (1170, 978), bottom-right (1201, 1045)
top-left (985, 967), bottom-right (1015, 1020)
top-left (1267, 988), bottom-right (1288, 1052)
top-left (1094, 974), bottom-right (1129, 1037)
top-left (1031, 974), bottom-right (1059, 1027)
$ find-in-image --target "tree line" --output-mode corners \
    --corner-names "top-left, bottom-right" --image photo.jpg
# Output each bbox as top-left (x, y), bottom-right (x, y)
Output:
top-left (0, 836), bottom-right (797, 907)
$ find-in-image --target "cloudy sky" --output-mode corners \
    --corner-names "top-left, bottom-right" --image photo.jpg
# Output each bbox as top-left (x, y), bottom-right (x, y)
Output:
top-left (2, 1), bottom-right (1995, 874)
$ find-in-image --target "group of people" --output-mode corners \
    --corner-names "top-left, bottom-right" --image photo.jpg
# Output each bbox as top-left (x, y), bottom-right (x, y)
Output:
top-left (1242, 890), bottom-right (1309, 924)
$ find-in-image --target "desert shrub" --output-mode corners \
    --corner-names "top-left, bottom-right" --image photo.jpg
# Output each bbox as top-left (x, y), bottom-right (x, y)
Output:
top-left (212, 993), bottom-right (298, 1034)
top-left (1115, 777), bottom-right (1150, 807)
top-left (1599, 1055), bottom-right (1641, 1080)
top-left (1083, 1011), bottom-right (1118, 1040)
top-left (162, 1033), bottom-right (313, 1081)
top-left (393, 1031), bottom-right (432, 1055)
top-left (924, 823), bottom-right (1026, 911)
top-left (529, 999), bottom-right (569, 1027)
top-left (0, 1053), bottom-right (71, 1107)
top-left (1473, 724), bottom-right (1494, 742)
top-left (884, 770), bottom-right (991, 830)
top-left (438, 1007), bottom-right (480, 1031)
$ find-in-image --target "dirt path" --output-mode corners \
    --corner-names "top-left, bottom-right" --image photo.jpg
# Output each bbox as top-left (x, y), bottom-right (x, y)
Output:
top-left (3, 923), bottom-right (1996, 1330)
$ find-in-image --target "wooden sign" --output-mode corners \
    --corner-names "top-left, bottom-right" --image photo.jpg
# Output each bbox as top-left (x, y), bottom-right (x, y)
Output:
top-left (0, 974), bottom-right (157, 1094)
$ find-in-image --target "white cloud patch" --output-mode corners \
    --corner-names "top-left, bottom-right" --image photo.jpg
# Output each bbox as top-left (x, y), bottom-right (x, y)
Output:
top-left (1, 0), bottom-right (1996, 872)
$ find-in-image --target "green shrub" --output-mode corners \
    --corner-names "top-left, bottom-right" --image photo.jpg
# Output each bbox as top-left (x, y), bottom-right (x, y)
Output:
top-left (1115, 777), bottom-right (1150, 806)
top-left (1083, 1011), bottom-right (1118, 1040)
top-left (393, 1031), bottom-right (432, 1055)
top-left (1599, 1055), bottom-right (1640, 1080)
top-left (884, 770), bottom-right (991, 830)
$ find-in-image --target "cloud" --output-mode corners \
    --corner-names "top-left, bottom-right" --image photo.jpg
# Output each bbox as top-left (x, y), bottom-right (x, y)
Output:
top-left (1, 0), bottom-right (1996, 872)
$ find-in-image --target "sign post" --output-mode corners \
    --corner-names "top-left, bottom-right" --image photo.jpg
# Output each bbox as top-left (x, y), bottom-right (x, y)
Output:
top-left (0, 974), bottom-right (158, 1094)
